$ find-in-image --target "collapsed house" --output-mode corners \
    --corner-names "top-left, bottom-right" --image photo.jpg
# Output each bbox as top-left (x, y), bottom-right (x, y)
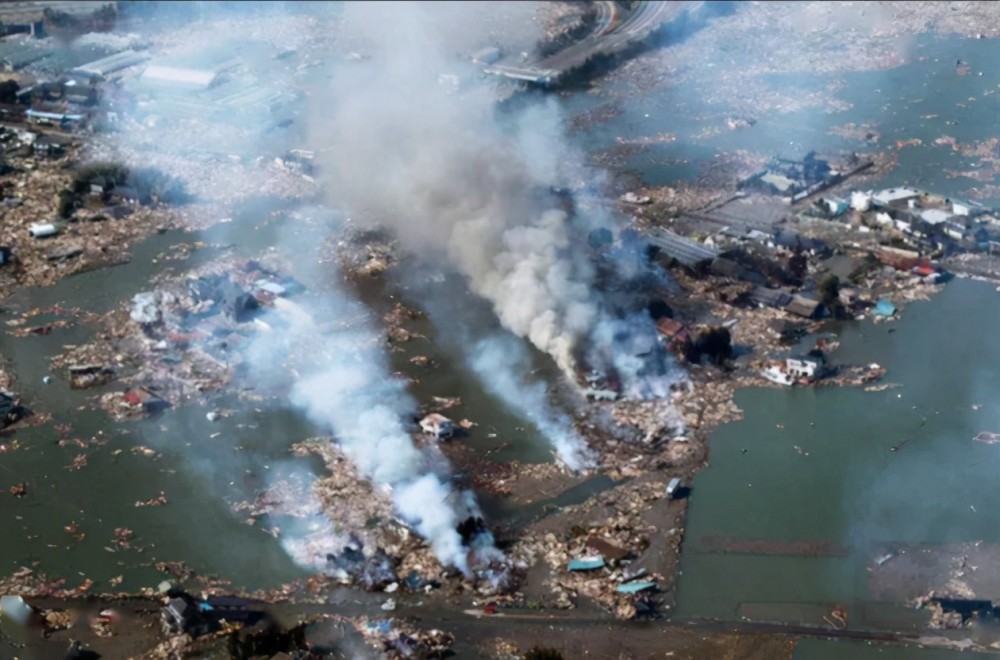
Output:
top-left (739, 152), bottom-right (841, 203)
top-left (162, 590), bottom-right (270, 639)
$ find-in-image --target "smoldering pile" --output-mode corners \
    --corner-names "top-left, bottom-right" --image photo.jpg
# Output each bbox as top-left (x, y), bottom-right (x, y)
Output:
top-left (238, 439), bottom-right (517, 595)
top-left (241, 281), bottom-right (512, 583)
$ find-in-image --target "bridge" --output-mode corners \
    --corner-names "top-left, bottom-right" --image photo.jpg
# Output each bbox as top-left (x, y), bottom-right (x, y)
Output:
top-left (483, 1), bottom-right (704, 85)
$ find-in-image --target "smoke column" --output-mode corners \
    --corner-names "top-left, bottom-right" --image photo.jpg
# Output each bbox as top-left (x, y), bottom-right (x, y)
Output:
top-left (311, 2), bottom-right (603, 378)
top-left (246, 294), bottom-right (483, 574)
top-left (311, 2), bottom-right (684, 400)
top-left (468, 334), bottom-right (595, 470)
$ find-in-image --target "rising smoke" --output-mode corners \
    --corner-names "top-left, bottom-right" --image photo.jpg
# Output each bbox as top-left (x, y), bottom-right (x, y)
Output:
top-left (312, 3), bottom-right (601, 377)
top-left (310, 2), bottom-right (683, 405)
top-left (87, 0), bottom-right (687, 576)
top-left (469, 334), bottom-right (595, 470)
top-left (245, 294), bottom-right (485, 574)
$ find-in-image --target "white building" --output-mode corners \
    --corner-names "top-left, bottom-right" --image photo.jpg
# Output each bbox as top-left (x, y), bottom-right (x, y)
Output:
top-left (920, 208), bottom-right (951, 226)
top-left (872, 187), bottom-right (921, 207)
top-left (419, 413), bottom-right (455, 440)
top-left (785, 358), bottom-right (818, 379)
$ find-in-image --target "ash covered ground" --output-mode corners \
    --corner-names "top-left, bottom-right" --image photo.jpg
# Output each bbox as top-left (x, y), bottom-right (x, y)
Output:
top-left (1, 1), bottom-right (1000, 658)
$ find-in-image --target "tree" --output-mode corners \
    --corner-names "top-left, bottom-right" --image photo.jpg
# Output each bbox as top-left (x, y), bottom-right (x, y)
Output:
top-left (818, 274), bottom-right (840, 308)
top-left (692, 326), bottom-right (733, 366)
top-left (56, 189), bottom-right (75, 218)
top-left (787, 252), bottom-right (808, 283)
top-left (0, 80), bottom-right (18, 104)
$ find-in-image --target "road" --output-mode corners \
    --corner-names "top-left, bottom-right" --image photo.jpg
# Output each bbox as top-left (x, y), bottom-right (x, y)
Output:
top-left (484, 1), bottom-right (702, 85)
top-left (0, 1), bottom-right (103, 25)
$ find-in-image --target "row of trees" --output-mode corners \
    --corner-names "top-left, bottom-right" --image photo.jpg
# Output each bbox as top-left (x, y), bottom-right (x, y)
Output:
top-left (56, 162), bottom-right (189, 218)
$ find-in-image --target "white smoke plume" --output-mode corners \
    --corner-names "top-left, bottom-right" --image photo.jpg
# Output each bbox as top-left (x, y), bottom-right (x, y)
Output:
top-left (468, 334), bottom-right (595, 470)
top-left (248, 295), bottom-right (484, 574)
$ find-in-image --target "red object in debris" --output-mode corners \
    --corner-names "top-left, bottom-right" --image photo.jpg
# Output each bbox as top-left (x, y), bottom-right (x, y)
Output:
top-left (166, 330), bottom-right (208, 344)
top-left (122, 391), bottom-right (142, 406)
top-left (484, 602), bottom-right (498, 615)
top-left (656, 317), bottom-right (691, 353)
top-left (913, 264), bottom-right (936, 277)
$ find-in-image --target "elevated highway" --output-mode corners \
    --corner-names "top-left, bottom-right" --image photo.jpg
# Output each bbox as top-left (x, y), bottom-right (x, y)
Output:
top-left (484, 1), bottom-right (703, 85)
top-left (0, 1), bottom-right (108, 25)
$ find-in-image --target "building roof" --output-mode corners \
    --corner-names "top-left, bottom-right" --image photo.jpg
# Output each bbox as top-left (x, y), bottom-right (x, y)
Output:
top-left (647, 228), bottom-right (719, 268)
top-left (872, 187), bottom-right (921, 206)
top-left (74, 49), bottom-right (149, 77)
top-left (656, 317), bottom-right (688, 341)
top-left (749, 286), bottom-right (793, 309)
top-left (920, 208), bottom-right (951, 225)
top-left (0, 41), bottom-right (53, 70)
top-left (784, 295), bottom-right (821, 318)
top-left (141, 64), bottom-right (220, 88)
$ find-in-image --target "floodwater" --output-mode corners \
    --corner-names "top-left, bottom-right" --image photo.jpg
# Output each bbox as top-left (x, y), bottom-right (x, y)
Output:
top-left (0, 198), bottom-right (558, 592)
top-left (564, 32), bottom-right (1000, 203)
top-left (543, 21), bottom-right (1000, 639)
top-left (2, 13), bottom-right (998, 655)
top-left (794, 638), bottom-right (968, 660)
top-left (675, 278), bottom-right (1000, 627)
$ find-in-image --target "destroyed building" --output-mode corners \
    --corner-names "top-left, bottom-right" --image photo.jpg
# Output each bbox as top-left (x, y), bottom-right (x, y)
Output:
top-left (740, 152), bottom-right (839, 201)
top-left (646, 227), bottom-right (719, 271)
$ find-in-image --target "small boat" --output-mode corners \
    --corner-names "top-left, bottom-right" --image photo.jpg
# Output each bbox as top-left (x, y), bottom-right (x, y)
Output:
top-left (615, 581), bottom-right (657, 594)
top-left (567, 557), bottom-right (606, 571)
top-left (761, 366), bottom-right (794, 386)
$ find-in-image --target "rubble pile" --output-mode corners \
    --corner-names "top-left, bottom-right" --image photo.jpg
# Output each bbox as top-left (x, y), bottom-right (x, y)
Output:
top-left (48, 255), bottom-right (302, 418)
top-left (511, 480), bottom-right (667, 619)
top-left (88, 133), bottom-right (318, 206)
top-left (332, 226), bottom-right (398, 278)
top-left (603, 398), bottom-right (688, 450)
top-left (674, 375), bottom-right (743, 439)
top-left (290, 439), bottom-right (398, 548)
top-left (383, 301), bottom-right (425, 344)
top-left (356, 617), bottom-right (455, 660)
top-left (924, 601), bottom-right (965, 630)
top-left (0, 143), bottom-right (186, 299)
top-left (289, 439), bottom-right (458, 592)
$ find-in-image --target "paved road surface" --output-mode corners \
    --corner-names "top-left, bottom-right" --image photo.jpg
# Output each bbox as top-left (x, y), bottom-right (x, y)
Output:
top-left (484, 1), bottom-right (702, 84)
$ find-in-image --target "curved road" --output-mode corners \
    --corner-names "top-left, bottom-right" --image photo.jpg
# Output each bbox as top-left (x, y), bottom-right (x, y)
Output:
top-left (484, 1), bottom-right (703, 84)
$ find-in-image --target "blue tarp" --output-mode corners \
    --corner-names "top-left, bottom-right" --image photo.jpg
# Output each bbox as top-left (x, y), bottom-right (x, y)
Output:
top-left (567, 557), bottom-right (606, 571)
top-left (874, 299), bottom-right (896, 317)
top-left (615, 581), bottom-right (657, 594)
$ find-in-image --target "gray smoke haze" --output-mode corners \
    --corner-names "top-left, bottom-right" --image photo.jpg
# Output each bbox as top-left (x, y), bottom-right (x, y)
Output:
top-left (78, 2), bottom-right (497, 574)
top-left (84, 0), bottom-right (687, 575)
top-left (310, 2), bottom-right (604, 378)
top-left (310, 2), bottom-right (685, 405)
